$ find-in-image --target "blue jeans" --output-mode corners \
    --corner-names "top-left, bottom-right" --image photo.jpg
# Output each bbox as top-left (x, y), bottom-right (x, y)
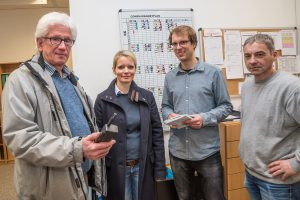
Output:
top-left (170, 152), bottom-right (225, 200)
top-left (245, 170), bottom-right (300, 200)
top-left (125, 164), bottom-right (139, 200)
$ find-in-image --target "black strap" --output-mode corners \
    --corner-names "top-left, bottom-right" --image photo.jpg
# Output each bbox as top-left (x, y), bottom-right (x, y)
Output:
top-left (26, 56), bottom-right (77, 87)
top-left (68, 73), bottom-right (78, 86)
top-left (23, 62), bottom-right (48, 88)
top-left (23, 61), bottom-right (67, 135)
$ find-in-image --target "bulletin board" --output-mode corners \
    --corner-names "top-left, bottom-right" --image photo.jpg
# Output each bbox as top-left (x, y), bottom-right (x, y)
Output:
top-left (198, 27), bottom-right (298, 95)
top-left (118, 9), bottom-right (193, 113)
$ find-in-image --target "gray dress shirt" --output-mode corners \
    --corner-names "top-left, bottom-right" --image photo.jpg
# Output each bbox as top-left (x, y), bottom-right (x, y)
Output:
top-left (162, 60), bottom-right (232, 160)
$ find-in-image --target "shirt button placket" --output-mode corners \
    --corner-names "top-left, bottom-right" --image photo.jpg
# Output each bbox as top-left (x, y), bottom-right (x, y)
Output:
top-left (185, 74), bottom-right (189, 113)
top-left (185, 73), bottom-right (190, 158)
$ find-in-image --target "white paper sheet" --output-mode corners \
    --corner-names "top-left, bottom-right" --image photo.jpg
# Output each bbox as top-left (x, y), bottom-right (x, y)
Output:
top-left (281, 30), bottom-right (297, 56)
top-left (277, 56), bottom-right (299, 73)
top-left (224, 52), bottom-right (244, 79)
top-left (224, 30), bottom-right (242, 52)
top-left (203, 36), bottom-right (223, 65)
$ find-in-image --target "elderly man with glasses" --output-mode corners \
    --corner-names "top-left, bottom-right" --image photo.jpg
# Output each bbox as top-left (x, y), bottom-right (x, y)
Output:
top-left (2, 12), bottom-right (115, 200)
top-left (162, 25), bottom-right (232, 200)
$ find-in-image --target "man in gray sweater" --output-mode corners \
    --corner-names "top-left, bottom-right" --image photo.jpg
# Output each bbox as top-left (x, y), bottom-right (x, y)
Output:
top-left (239, 33), bottom-right (300, 200)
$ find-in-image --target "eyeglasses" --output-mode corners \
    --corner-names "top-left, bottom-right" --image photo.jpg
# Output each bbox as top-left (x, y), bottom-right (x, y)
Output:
top-left (170, 40), bottom-right (190, 49)
top-left (43, 37), bottom-right (75, 47)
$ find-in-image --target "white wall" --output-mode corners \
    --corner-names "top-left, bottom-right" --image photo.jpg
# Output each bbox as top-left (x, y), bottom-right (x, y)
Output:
top-left (0, 8), bottom-right (69, 63)
top-left (297, 0), bottom-right (300, 54)
top-left (0, 1), bottom-right (297, 96)
top-left (69, 0), bottom-right (296, 101)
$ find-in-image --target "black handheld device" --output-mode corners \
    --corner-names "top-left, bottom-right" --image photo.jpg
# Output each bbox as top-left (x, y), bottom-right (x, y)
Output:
top-left (95, 113), bottom-right (118, 143)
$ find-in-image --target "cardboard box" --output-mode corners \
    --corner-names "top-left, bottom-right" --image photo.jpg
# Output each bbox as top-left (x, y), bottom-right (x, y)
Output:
top-left (225, 123), bottom-right (241, 141)
top-left (228, 188), bottom-right (250, 200)
top-left (226, 140), bottom-right (240, 158)
top-left (227, 172), bottom-right (245, 190)
top-left (227, 157), bottom-right (244, 174)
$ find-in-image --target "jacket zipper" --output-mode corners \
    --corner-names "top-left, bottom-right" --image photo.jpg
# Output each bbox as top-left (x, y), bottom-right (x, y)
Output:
top-left (50, 93), bottom-right (66, 136)
top-left (50, 93), bottom-right (87, 199)
top-left (74, 166), bottom-right (87, 200)
top-left (25, 61), bottom-right (88, 199)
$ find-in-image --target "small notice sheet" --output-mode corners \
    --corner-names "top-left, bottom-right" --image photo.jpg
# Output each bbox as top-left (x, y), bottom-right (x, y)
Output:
top-left (164, 114), bottom-right (193, 129)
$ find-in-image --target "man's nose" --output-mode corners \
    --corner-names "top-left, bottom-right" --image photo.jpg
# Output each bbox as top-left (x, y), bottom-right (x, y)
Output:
top-left (249, 55), bottom-right (257, 63)
top-left (58, 41), bottom-right (67, 48)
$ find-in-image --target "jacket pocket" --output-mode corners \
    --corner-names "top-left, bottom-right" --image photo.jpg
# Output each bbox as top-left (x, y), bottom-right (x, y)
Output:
top-left (105, 156), bottom-right (112, 167)
top-left (40, 167), bottom-right (49, 197)
top-left (148, 151), bottom-right (155, 164)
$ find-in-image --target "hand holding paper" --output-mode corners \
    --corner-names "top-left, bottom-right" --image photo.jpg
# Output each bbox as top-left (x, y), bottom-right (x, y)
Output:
top-left (184, 114), bottom-right (203, 129)
top-left (164, 114), bottom-right (193, 129)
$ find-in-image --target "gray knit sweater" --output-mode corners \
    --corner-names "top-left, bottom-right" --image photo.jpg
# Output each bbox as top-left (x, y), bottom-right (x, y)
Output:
top-left (239, 71), bottom-right (300, 184)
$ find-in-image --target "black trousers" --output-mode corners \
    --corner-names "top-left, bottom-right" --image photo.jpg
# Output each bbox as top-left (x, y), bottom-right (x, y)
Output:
top-left (169, 152), bottom-right (225, 200)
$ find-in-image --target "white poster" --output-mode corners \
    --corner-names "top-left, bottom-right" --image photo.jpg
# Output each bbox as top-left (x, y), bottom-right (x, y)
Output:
top-left (281, 30), bottom-right (297, 56)
top-left (119, 9), bottom-right (193, 129)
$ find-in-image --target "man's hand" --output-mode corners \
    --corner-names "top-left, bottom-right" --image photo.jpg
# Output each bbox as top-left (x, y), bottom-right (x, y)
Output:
top-left (168, 113), bottom-right (179, 128)
top-left (184, 114), bottom-right (203, 129)
top-left (268, 159), bottom-right (296, 181)
top-left (82, 132), bottom-right (115, 160)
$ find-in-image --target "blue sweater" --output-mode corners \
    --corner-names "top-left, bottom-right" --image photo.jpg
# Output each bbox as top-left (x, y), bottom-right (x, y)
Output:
top-left (117, 93), bottom-right (141, 160)
top-left (47, 64), bottom-right (92, 172)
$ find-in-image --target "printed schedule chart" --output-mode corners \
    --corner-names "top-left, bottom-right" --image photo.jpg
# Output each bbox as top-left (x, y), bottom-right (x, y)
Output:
top-left (119, 9), bottom-right (193, 119)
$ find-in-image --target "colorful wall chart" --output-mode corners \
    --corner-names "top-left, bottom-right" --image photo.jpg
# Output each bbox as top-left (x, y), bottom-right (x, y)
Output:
top-left (119, 9), bottom-right (193, 120)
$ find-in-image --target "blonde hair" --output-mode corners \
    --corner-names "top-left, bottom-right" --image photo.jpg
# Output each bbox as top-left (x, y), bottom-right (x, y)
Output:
top-left (113, 50), bottom-right (137, 69)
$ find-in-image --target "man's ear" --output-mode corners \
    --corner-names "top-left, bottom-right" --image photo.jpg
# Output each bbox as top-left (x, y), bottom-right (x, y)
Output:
top-left (272, 50), bottom-right (278, 60)
top-left (36, 38), bottom-right (43, 52)
top-left (192, 42), bottom-right (197, 50)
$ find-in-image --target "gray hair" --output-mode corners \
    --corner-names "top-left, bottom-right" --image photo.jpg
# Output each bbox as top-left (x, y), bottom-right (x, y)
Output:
top-left (35, 12), bottom-right (77, 40)
top-left (243, 33), bottom-right (275, 53)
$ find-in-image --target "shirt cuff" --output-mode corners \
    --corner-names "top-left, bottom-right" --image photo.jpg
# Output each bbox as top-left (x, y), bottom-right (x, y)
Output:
top-left (200, 113), bottom-right (208, 126)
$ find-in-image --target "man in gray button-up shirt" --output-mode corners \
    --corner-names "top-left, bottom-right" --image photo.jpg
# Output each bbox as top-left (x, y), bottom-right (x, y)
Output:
top-left (162, 25), bottom-right (232, 200)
